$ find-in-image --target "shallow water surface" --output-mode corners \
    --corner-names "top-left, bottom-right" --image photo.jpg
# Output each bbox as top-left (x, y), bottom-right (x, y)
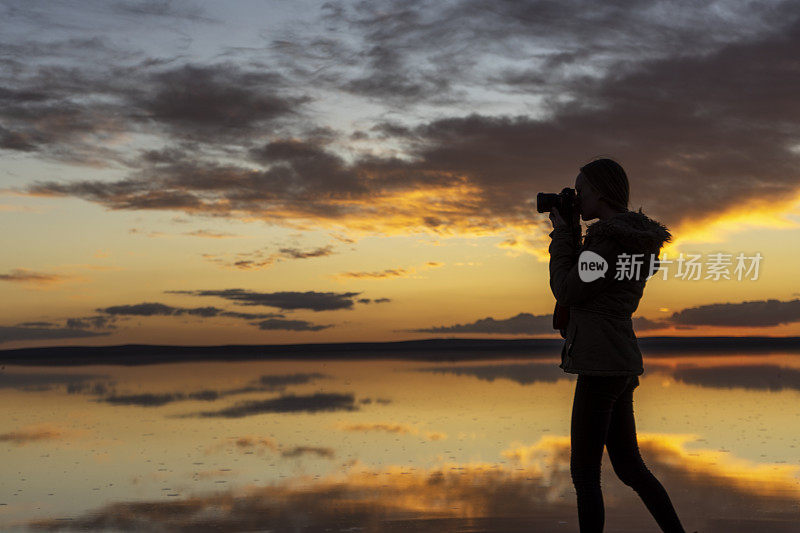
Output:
top-left (2, 352), bottom-right (800, 531)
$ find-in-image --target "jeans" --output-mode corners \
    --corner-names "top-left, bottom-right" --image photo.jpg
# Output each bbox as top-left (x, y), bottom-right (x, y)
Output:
top-left (570, 374), bottom-right (686, 532)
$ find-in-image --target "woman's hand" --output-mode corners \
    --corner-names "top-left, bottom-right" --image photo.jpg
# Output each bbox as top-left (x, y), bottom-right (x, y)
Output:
top-left (549, 206), bottom-right (568, 230)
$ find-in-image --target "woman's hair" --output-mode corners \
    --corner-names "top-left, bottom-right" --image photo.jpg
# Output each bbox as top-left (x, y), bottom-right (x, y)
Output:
top-left (580, 157), bottom-right (629, 212)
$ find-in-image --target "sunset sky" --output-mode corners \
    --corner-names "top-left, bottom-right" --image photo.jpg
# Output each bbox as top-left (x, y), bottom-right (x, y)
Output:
top-left (2, 0), bottom-right (800, 349)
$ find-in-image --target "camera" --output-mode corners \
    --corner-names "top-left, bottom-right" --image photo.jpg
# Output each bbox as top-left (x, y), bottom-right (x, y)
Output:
top-left (537, 187), bottom-right (581, 225)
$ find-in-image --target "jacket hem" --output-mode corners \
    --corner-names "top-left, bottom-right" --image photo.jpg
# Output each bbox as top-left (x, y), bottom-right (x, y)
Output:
top-left (569, 305), bottom-right (632, 320)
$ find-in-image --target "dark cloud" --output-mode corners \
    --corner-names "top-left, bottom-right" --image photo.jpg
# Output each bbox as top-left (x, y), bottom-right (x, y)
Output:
top-left (359, 397), bottom-right (392, 405)
top-left (254, 318), bottom-right (331, 331)
top-left (218, 310), bottom-right (285, 320)
top-left (66, 315), bottom-right (117, 330)
top-left (669, 299), bottom-right (800, 327)
top-left (0, 325), bottom-right (110, 344)
top-left (0, 371), bottom-right (111, 391)
top-left (633, 316), bottom-right (673, 331)
top-left (0, 268), bottom-right (67, 284)
top-left (187, 392), bottom-right (359, 418)
top-left (110, 0), bottom-right (216, 23)
top-left (168, 288), bottom-right (365, 311)
top-left (280, 446), bottom-right (335, 459)
top-left (66, 380), bottom-right (115, 396)
top-left (254, 372), bottom-right (329, 390)
top-left (0, 425), bottom-right (65, 444)
top-left (410, 312), bottom-right (554, 335)
top-left (337, 268), bottom-right (410, 279)
top-left (203, 244), bottom-right (336, 271)
top-left (133, 64), bottom-right (306, 140)
top-left (668, 363), bottom-right (800, 392)
top-left (0, 55), bottom-right (308, 166)
top-left (418, 361), bottom-right (570, 386)
top-left (411, 297), bottom-right (800, 336)
top-left (15, 321), bottom-right (57, 327)
top-left (97, 302), bottom-right (179, 316)
top-left (101, 392), bottom-right (188, 407)
top-left (95, 301), bottom-right (284, 320)
top-left (278, 245), bottom-right (335, 259)
top-left (82, 372), bottom-right (329, 406)
top-left (248, 139), bottom-right (368, 196)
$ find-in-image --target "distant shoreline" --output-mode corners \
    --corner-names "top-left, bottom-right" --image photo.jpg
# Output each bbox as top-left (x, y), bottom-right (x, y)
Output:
top-left (1, 336), bottom-right (799, 365)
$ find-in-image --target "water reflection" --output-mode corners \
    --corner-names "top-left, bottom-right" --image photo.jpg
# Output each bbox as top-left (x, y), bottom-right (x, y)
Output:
top-left (1, 353), bottom-right (799, 531)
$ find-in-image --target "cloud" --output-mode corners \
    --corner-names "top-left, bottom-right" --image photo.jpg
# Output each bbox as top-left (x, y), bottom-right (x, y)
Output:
top-left (654, 363), bottom-right (800, 392)
top-left (0, 424), bottom-right (66, 445)
top-left (0, 371), bottom-right (112, 391)
top-left (101, 392), bottom-right (197, 407)
top-left (181, 229), bottom-right (241, 238)
top-left (337, 421), bottom-right (445, 441)
top-left (204, 434), bottom-right (334, 459)
top-left (95, 301), bottom-right (284, 320)
top-left (335, 267), bottom-right (411, 280)
top-left (110, 0), bottom-right (216, 23)
top-left (135, 64), bottom-right (307, 141)
top-left (167, 288), bottom-right (369, 311)
top-left (339, 422), bottom-right (417, 435)
top-left (217, 310), bottom-right (285, 320)
top-left (203, 244), bottom-right (336, 270)
top-left (67, 380), bottom-right (115, 396)
top-left (334, 260), bottom-right (443, 280)
top-left (417, 361), bottom-right (569, 386)
top-left (183, 392), bottom-right (360, 418)
top-left (633, 316), bottom-right (673, 331)
top-left (228, 435), bottom-right (280, 453)
top-left (408, 297), bottom-right (800, 336)
top-left (97, 302), bottom-right (177, 316)
top-left (355, 297), bottom-right (392, 304)
top-left (0, 325), bottom-right (110, 344)
top-left (410, 312), bottom-right (554, 335)
top-left (255, 318), bottom-right (332, 331)
top-left (0, 268), bottom-right (70, 286)
top-left (0, 54), bottom-right (308, 166)
top-left (669, 298), bottom-right (800, 327)
top-left (84, 372), bottom-right (330, 407)
top-left (5, 1), bottom-right (800, 254)
top-left (66, 315), bottom-right (117, 330)
top-left (280, 446), bottom-right (335, 459)
top-left (278, 245), bottom-right (335, 259)
top-left (253, 372), bottom-right (330, 390)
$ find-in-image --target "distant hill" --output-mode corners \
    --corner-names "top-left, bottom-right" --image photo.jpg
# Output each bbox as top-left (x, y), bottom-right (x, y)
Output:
top-left (1, 336), bottom-right (799, 366)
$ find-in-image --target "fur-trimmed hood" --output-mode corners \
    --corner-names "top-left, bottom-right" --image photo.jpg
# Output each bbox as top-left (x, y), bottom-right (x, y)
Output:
top-left (584, 208), bottom-right (672, 253)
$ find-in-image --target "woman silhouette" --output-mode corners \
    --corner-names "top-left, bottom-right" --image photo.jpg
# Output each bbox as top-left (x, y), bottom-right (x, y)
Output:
top-left (548, 158), bottom-right (692, 532)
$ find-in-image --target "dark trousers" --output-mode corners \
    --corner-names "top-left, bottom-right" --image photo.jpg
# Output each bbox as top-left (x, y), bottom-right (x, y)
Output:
top-left (570, 374), bottom-right (686, 532)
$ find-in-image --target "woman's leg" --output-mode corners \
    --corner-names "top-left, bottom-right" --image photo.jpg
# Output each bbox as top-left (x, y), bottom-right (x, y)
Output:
top-left (605, 376), bottom-right (687, 533)
top-left (570, 374), bottom-right (629, 532)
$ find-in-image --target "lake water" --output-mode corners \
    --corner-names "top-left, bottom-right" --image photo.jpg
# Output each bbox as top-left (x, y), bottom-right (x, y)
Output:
top-left (2, 352), bottom-right (800, 532)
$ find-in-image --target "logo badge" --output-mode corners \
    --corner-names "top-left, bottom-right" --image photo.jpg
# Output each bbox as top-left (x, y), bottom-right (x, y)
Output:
top-left (578, 250), bottom-right (608, 282)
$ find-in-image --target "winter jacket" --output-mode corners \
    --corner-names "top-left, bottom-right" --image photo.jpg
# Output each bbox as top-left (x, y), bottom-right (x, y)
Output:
top-left (548, 208), bottom-right (672, 376)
